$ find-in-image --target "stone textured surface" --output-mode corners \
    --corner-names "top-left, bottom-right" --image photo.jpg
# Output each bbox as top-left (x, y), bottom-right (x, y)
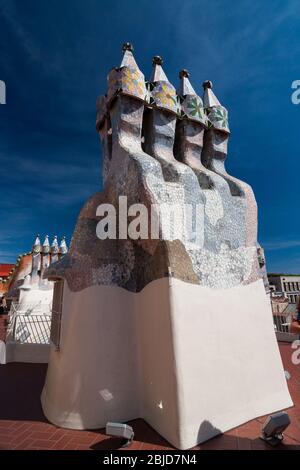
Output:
top-left (46, 45), bottom-right (263, 292)
top-left (40, 45), bottom-right (291, 450)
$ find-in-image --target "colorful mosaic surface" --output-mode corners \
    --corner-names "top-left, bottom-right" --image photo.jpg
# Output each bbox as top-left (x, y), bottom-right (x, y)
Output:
top-left (181, 95), bottom-right (208, 126)
top-left (207, 105), bottom-right (229, 133)
top-left (107, 66), bottom-right (147, 104)
top-left (151, 81), bottom-right (179, 115)
top-left (45, 45), bottom-right (262, 293)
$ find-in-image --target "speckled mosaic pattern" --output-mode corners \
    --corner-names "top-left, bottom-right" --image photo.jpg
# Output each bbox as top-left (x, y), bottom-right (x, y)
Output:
top-left (108, 66), bottom-right (148, 104)
top-left (150, 81), bottom-right (179, 115)
top-left (96, 95), bottom-right (107, 131)
top-left (45, 46), bottom-right (264, 293)
top-left (257, 244), bottom-right (269, 291)
top-left (107, 49), bottom-right (148, 105)
top-left (207, 105), bottom-right (229, 133)
top-left (181, 94), bottom-right (208, 126)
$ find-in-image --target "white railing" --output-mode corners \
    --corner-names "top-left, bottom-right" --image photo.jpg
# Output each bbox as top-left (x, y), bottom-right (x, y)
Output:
top-left (7, 313), bottom-right (51, 344)
top-left (6, 302), bottom-right (52, 344)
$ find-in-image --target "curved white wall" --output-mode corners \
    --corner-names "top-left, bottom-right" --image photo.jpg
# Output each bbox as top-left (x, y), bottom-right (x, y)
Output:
top-left (41, 278), bottom-right (292, 449)
top-left (42, 282), bottom-right (140, 429)
top-left (168, 278), bottom-right (292, 448)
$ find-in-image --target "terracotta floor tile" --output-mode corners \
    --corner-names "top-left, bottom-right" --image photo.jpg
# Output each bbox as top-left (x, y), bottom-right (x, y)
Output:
top-left (76, 444), bottom-right (92, 450)
top-left (237, 437), bottom-right (252, 450)
top-left (0, 443), bottom-right (13, 450)
top-left (68, 438), bottom-right (95, 447)
top-left (51, 435), bottom-right (74, 450)
top-left (122, 441), bottom-right (143, 450)
top-left (140, 444), bottom-right (157, 451)
top-left (31, 439), bottom-right (55, 449)
top-left (10, 430), bottom-right (32, 445)
top-left (13, 438), bottom-right (36, 450)
top-left (202, 435), bottom-right (239, 450)
top-left (62, 442), bottom-right (78, 450)
top-left (28, 431), bottom-right (60, 441)
top-left (0, 342), bottom-right (299, 450)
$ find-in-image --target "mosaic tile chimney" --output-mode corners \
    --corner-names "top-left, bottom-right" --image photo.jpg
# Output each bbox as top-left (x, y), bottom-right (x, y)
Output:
top-left (41, 44), bottom-right (292, 449)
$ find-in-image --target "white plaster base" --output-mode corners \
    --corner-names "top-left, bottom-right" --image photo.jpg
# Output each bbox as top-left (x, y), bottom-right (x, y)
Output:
top-left (41, 278), bottom-right (292, 449)
top-left (5, 342), bottom-right (50, 363)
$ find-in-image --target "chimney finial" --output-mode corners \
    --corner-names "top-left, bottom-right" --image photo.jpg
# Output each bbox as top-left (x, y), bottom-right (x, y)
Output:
top-left (59, 236), bottom-right (68, 255)
top-left (152, 55), bottom-right (163, 66)
top-left (122, 42), bottom-right (134, 53)
top-left (179, 69), bottom-right (190, 79)
top-left (202, 80), bottom-right (213, 90)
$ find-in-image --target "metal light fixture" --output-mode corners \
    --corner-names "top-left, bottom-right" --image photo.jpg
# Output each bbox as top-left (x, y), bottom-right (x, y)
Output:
top-left (260, 412), bottom-right (291, 446)
top-left (106, 422), bottom-right (134, 447)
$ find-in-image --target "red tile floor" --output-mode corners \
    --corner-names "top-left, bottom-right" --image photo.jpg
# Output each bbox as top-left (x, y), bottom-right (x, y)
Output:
top-left (0, 314), bottom-right (299, 450)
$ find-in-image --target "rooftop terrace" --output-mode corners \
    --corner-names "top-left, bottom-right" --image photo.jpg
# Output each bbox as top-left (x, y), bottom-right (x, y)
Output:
top-left (0, 314), bottom-right (299, 451)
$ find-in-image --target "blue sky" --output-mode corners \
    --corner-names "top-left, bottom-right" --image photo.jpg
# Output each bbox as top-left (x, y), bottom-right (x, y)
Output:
top-left (0, 0), bottom-right (299, 273)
